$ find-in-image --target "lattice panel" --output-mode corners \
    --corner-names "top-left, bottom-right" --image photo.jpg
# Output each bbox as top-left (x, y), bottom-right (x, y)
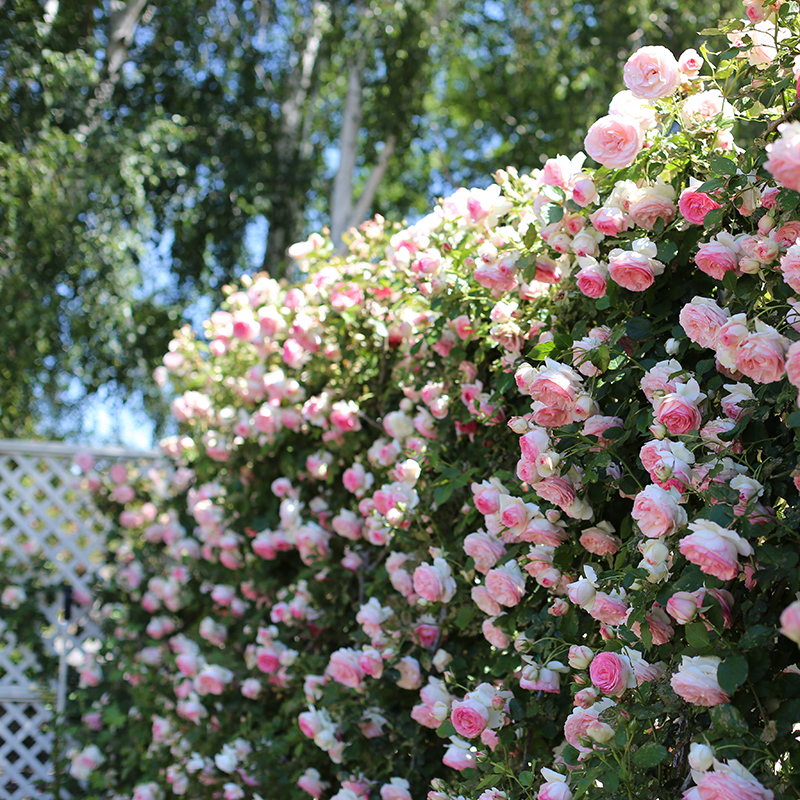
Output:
top-left (0, 440), bottom-right (161, 800)
top-left (0, 701), bottom-right (54, 799)
top-left (0, 451), bottom-right (109, 602)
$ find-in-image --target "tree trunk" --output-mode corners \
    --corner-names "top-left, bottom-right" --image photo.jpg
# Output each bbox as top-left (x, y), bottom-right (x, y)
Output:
top-left (261, 1), bottom-right (326, 276)
top-left (330, 52), bottom-right (366, 246)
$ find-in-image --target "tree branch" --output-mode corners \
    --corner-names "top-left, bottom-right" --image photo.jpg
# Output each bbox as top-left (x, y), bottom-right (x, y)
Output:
top-left (345, 134), bottom-right (396, 235)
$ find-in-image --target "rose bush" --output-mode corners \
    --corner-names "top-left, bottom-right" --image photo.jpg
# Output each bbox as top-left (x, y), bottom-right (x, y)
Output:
top-left (14, 5), bottom-right (800, 800)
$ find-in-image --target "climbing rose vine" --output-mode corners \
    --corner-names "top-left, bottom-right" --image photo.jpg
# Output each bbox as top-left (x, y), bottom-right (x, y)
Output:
top-left (44, 6), bottom-right (800, 800)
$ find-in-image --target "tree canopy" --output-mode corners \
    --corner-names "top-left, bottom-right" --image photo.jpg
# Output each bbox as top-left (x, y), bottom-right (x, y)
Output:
top-left (0, 0), bottom-right (736, 440)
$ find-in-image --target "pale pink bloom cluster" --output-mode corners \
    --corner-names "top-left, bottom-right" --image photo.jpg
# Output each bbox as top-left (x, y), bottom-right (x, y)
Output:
top-left (766, 121), bottom-right (800, 191)
top-left (670, 655), bottom-right (730, 707)
top-left (679, 519), bottom-right (753, 581)
top-left (449, 683), bottom-right (512, 741)
top-left (681, 299), bottom-right (791, 384)
top-left (683, 747), bottom-right (774, 800)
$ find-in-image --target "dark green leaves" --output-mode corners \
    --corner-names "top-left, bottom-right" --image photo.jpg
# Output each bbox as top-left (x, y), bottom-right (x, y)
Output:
top-left (632, 742), bottom-right (669, 769)
top-left (717, 655), bottom-right (749, 695)
top-left (709, 704), bottom-right (748, 737)
top-left (625, 317), bottom-right (653, 341)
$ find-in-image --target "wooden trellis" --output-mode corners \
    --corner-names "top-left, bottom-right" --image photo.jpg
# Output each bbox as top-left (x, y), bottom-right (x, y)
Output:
top-left (0, 440), bottom-right (160, 800)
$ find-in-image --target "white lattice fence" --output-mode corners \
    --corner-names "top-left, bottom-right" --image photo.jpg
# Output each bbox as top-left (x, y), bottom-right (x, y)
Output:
top-left (0, 440), bottom-right (160, 800)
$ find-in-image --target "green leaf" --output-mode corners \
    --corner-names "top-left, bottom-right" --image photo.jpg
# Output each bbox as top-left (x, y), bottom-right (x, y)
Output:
top-left (541, 184), bottom-right (566, 203)
top-left (632, 742), bottom-right (668, 769)
top-left (600, 769), bottom-right (620, 791)
top-left (697, 177), bottom-right (725, 193)
top-left (686, 622), bottom-right (710, 649)
top-left (722, 270), bottom-right (738, 292)
top-left (703, 207), bottom-right (725, 228)
top-left (589, 344), bottom-right (610, 372)
top-left (529, 340), bottom-right (556, 361)
top-left (433, 484), bottom-right (454, 505)
top-left (717, 655), bottom-right (748, 695)
top-left (625, 317), bottom-right (652, 340)
top-left (455, 605), bottom-right (476, 630)
top-left (602, 426), bottom-right (625, 439)
top-left (543, 203), bottom-right (564, 225)
top-left (738, 625), bottom-right (774, 649)
top-left (519, 771), bottom-right (533, 787)
top-left (709, 703), bottom-right (748, 736)
top-left (561, 744), bottom-right (580, 767)
top-left (709, 155), bottom-right (738, 175)
top-left (657, 240), bottom-right (678, 263)
top-left (596, 295), bottom-right (611, 310)
top-left (436, 720), bottom-right (456, 738)
top-left (786, 411), bottom-right (800, 428)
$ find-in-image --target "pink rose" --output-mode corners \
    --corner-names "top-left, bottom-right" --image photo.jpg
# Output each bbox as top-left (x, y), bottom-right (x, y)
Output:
top-left (640, 359), bottom-right (682, 402)
top-left (716, 315), bottom-right (750, 368)
top-left (580, 524), bottom-right (621, 555)
top-left (779, 599), bottom-right (800, 644)
top-left (472, 479), bottom-right (503, 514)
top-left (471, 585), bottom-right (502, 616)
top-left (450, 698), bottom-right (490, 738)
top-left (298, 769), bottom-right (328, 799)
top-left (533, 476), bottom-right (576, 510)
top-left (589, 652), bottom-right (632, 697)
top-left (584, 115), bottom-right (643, 169)
top-left (590, 206), bottom-right (629, 236)
top-left (326, 647), bottom-right (366, 690)
top-left (484, 561), bottom-right (527, 607)
top-left (395, 655), bottom-right (423, 690)
top-left (298, 711), bottom-right (322, 739)
top-left (527, 362), bottom-right (581, 409)
top-left (734, 328), bottom-right (788, 384)
top-left (780, 244), bottom-right (800, 292)
top-left (358, 647), bottom-right (384, 678)
top-left (576, 266), bottom-right (608, 298)
top-left (520, 663), bottom-right (560, 693)
top-left (623, 46), bottom-right (681, 99)
top-left (571, 175), bottom-right (597, 206)
top-left (679, 48), bottom-right (703, 75)
top-left (498, 495), bottom-right (534, 536)
top-left (679, 297), bottom-right (729, 349)
top-left (631, 484), bottom-right (687, 538)
top-left (482, 617), bottom-right (511, 649)
top-left (563, 699), bottom-right (616, 754)
top-left (582, 415), bottom-right (624, 447)
top-left (413, 558), bottom-right (456, 603)
top-left (380, 779), bottom-right (412, 800)
top-left (442, 738), bottom-right (478, 771)
top-left (628, 187), bottom-right (676, 230)
top-left (695, 237), bottom-right (739, 280)
top-left (666, 589), bottom-right (704, 624)
top-left (588, 592), bottom-right (628, 625)
top-left (464, 531), bottom-right (507, 574)
top-left (414, 621), bottom-right (440, 648)
top-left (194, 664), bottom-right (232, 695)
top-left (765, 121), bottom-right (800, 191)
top-left (608, 249), bottom-right (658, 292)
top-left (787, 341), bottom-right (800, 390)
top-left (679, 188), bottom-right (721, 225)
top-left (654, 393), bottom-right (703, 435)
top-left (670, 656), bottom-right (730, 706)
top-left (692, 769), bottom-right (774, 800)
top-left (678, 519), bottom-right (753, 581)
top-left (473, 258), bottom-right (518, 293)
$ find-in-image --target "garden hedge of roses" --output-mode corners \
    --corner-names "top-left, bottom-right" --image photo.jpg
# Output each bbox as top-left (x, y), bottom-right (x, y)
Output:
top-left (20, 5), bottom-right (800, 800)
